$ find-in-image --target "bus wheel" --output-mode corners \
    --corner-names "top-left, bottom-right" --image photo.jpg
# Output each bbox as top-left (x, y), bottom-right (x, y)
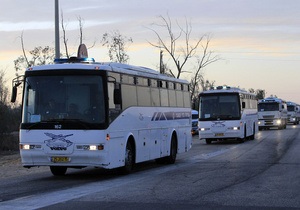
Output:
top-left (50, 166), bottom-right (67, 176)
top-left (156, 135), bottom-right (177, 164)
top-left (206, 139), bottom-right (212, 144)
top-left (249, 124), bottom-right (255, 140)
top-left (166, 135), bottom-right (177, 164)
top-left (238, 126), bottom-right (246, 143)
top-left (120, 141), bottom-right (135, 174)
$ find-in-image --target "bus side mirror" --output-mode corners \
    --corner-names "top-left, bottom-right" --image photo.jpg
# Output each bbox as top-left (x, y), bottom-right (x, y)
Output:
top-left (11, 75), bottom-right (24, 103)
top-left (242, 102), bottom-right (246, 109)
top-left (113, 83), bottom-right (122, 105)
top-left (11, 86), bottom-right (17, 103)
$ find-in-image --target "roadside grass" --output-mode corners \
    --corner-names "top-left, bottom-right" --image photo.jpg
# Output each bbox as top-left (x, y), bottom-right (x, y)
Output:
top-left (0, 133), bottom-right (19, 151)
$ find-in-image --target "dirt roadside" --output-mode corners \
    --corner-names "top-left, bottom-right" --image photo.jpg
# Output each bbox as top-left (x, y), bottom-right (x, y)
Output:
top-left (0, 151), bottom-right (48, 179)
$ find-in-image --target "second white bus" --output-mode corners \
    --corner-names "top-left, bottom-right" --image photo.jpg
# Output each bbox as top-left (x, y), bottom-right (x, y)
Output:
top-left (198, 86), bottom-right (258, 144)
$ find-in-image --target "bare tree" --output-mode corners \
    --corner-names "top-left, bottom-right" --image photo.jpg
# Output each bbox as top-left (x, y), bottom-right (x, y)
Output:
top-left (249, 89), bottom-right (265, 99)
top-left (148, 14), bottom-right (203, 78)
top-left (0, 70), bottom-right (8, 104)
top-left (148, 14), bottom-right (220, 105)
top-left (101, 30), bottom-right (133, 63)
top-left (61, 11), bottom-right (70, 58)
top-left (190, 35), bottom-right (220, 101)
top-left (14, 33), bottom-right (55, 76)
top-left (256, 89), bottom-right (266, 99)
top-left (78, 16), bottom-right (84, 45)
top-left (16, 14), bottom-right (95, 74)
top-left (61, 14), bottom-right (95, 58)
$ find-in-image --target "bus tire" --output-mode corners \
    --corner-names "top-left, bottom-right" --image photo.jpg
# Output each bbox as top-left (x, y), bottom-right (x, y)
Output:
top-left (238, 126), bottom-right (246, 143)
top-left (166, 135), bottom-right (177, 164)
top-left (206, 139), bottom-right (212, 144)
top-left (50, 166), bottom-right (67, 176)
top-left (120, 140), bottom-right (135, 174)
top-left (156, 134), bottom-right (177, 164)
top-left (249, 124), bottom-right (255, 140)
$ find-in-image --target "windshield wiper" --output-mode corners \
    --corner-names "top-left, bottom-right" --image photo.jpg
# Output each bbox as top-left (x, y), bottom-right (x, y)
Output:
top-left (26, 121), bottom-right (49, 130)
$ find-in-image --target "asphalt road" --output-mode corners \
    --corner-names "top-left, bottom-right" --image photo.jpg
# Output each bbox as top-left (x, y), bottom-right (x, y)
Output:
top-left (1, 125), bottom-right (300, 210)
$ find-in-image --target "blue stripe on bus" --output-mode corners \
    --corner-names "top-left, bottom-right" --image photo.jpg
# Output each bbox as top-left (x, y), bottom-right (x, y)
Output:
top-left (151, 111), bottom-right (191, 121)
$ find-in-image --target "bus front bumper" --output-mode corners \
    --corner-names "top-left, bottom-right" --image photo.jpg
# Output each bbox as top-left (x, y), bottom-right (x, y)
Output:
top-left (20, 149), bottom-right (114, 169)
top-left (199, 129), bottom-right (243, 140)
top-left (258, 119), bottom-right (282, 128)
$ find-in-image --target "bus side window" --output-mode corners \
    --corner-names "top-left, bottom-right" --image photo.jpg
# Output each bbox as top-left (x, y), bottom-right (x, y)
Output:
top-left (114, 83), bottom-right (122, 105)
top-left (108, 82), bottom-right (122, 123)
top-left (242, 102), bottom-right (246, 109)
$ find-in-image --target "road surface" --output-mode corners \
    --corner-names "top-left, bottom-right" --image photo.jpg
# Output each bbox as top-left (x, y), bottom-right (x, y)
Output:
top-left (1, 125), bottom-right (300, 209)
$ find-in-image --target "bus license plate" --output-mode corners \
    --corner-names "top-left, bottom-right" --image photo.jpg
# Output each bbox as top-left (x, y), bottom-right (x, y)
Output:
top-left (215, 133), bottom-right (224, 137)
top-left (51, 157), bottom-right (70, 163)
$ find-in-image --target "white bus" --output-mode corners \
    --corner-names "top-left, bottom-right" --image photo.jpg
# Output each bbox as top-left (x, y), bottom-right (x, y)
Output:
top-left (198, 86), bottom-right (258, 144)
top-left (287, 101), bottom-right (300, 125)
top-left (258, 97), bottom-right (288, 130)
top-left (11, 47), bottom-right (192, 176)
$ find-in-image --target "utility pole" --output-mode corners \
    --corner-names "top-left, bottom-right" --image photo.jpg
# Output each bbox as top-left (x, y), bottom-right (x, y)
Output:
top-left (55, 0), bottom-right (60, 59)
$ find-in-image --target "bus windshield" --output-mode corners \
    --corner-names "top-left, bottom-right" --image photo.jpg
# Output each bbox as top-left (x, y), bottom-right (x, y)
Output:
top-left (22, 75), bottom-right (106, 125)
top-left (258, 103), bottom-right (279, 112)
top-left (287, 105), bottom-right (295, 112)
top-left (199, 93), bottom-right (241, 121)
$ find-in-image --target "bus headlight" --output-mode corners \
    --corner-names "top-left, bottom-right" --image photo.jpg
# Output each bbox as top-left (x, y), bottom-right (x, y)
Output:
top-left (276, 120), bottom-right (282, 125)
top-left (20, 144), bottom-right (31, 150)
top-left (200, 127), bottom-right (210, 131)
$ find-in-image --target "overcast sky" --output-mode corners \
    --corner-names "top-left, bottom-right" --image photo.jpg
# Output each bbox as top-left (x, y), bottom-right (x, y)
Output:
top-left (1, 0), bottom-right (300, 103)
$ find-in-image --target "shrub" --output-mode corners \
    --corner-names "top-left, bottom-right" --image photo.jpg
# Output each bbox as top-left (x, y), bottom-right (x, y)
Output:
top-left (0, 133), bottom-right (19, 151)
